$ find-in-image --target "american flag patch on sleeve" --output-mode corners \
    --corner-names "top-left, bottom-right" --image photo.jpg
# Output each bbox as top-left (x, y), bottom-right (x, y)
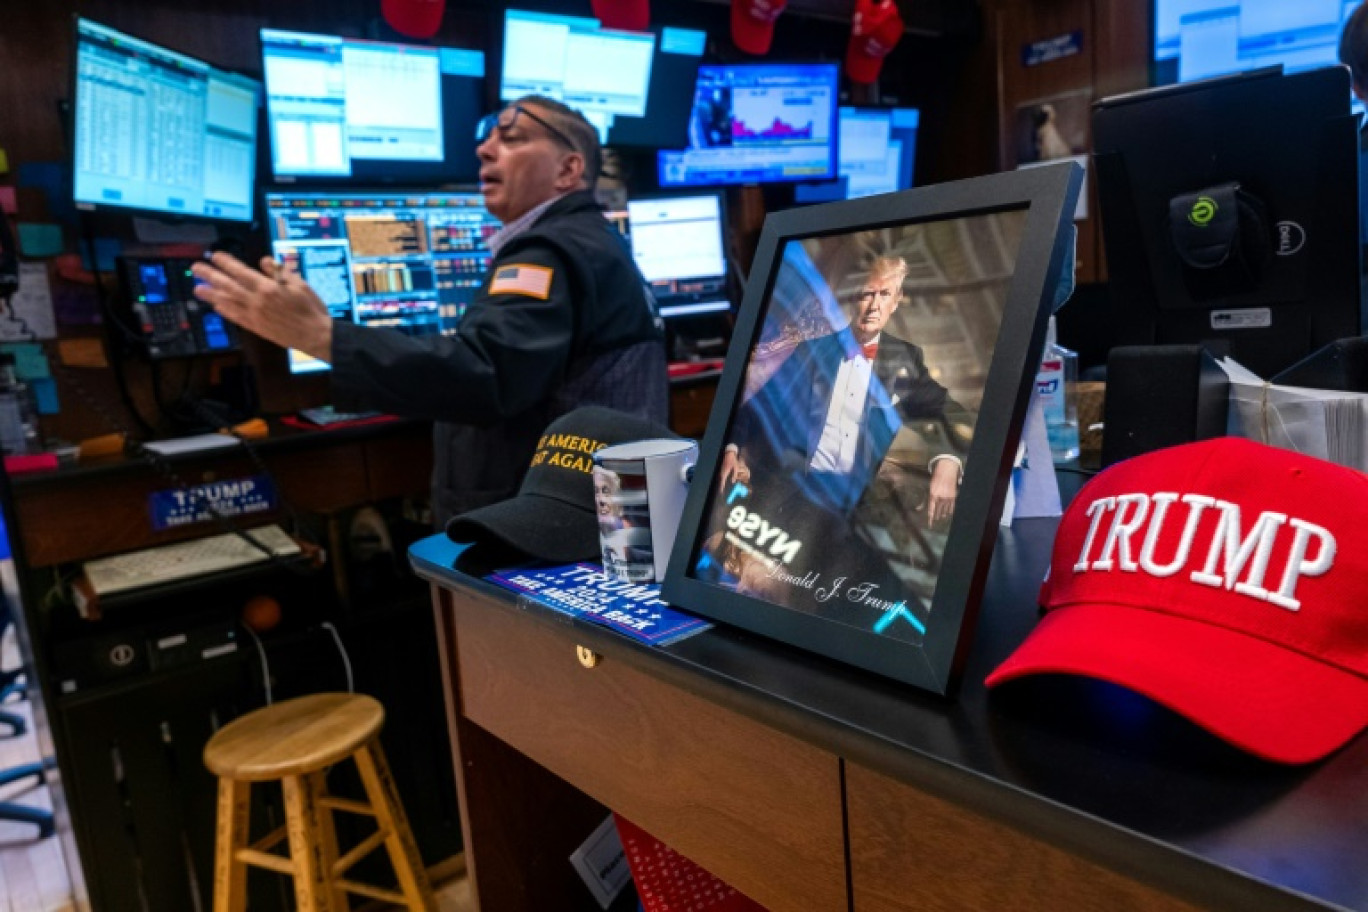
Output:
top-left (489, 264), bottom-right (554, 299)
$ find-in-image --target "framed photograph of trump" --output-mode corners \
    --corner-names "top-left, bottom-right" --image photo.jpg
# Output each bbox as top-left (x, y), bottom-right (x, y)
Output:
top-left (663, 163), bottom-right (1083, 694)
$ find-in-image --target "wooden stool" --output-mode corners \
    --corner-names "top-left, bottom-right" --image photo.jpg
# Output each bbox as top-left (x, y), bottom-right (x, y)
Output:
top-left (203, 693), bottom-right (436, 912)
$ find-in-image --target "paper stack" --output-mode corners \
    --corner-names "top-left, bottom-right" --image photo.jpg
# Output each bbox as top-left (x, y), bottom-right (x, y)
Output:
top-left (1218, 357), bottom-right (1367, 471)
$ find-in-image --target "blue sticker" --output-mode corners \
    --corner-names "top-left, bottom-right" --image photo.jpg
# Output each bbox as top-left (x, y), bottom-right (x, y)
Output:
top-left (1022, 31), bottom-right (1083, 67)
top-left (487, 563), bottom-right (711, 647)
top-left (149, 476), bottom-right (278, 530)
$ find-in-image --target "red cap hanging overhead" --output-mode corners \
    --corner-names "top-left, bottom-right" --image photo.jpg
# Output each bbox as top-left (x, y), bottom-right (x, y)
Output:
top-left (731, 0), bottom-right (789, 55)
top-left (592, 0), bottom-right (651, 31)
top-left (381, 0), bottom-right (445, 40)
top-left (845, 0), bottom-right (905, 84)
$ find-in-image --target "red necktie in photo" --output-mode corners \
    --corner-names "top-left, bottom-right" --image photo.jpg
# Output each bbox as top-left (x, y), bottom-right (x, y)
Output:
top-left (862, 342), bottom-right (879, 360)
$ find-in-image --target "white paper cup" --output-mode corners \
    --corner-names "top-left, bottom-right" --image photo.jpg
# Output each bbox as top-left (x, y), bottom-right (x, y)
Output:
top-left (592, 438), bottom-right (698, 582)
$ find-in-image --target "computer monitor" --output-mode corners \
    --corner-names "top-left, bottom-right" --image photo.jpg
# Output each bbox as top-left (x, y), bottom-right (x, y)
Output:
top-left (794, 106), bottom-right (920, 203)
top-left (1092, 65), bottom-right (1363, 378)
top-left (71, 17), bottom-right (261, 223)
top-left (604, 26), bottom-right (707, 149)
top-left (263, 190), bottom-right (500, 374)
top-left (261, 28), bottom-right (485, 184)
top-left (1154, 0), bottom-right (1362, 89)
top-left (626, 192), bottom-right (730, 319)
top-left (500, 9), bottom-right (656, 142)
top-left (657, 62), bottom-right (841, 188)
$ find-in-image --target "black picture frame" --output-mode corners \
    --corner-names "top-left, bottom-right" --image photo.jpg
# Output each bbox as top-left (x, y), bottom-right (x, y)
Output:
top-left (662, 162), bottom-right (1083, 695)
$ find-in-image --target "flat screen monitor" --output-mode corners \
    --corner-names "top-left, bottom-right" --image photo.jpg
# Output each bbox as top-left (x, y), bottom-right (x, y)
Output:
top-left (263, 190), bottom-right (500, 374)
top-left (500, 9), bottom-right (657, 142)
top-left (72, 17), bottom-right (261, 223)
top-left (1154, 0), bottom-right (1363, 103)
top-left (604, 26), bottom-right (707, 149)
top-left (657, 62), bottom-right (840, 188)
top-left (1092, 65), bottom-right (1363, 378)
top-left (627, 192), bottom-right (730, 318)
top-left (261, 28), bottom-right (485, 184)
top-left (794, 106), bottom-right (920, 203)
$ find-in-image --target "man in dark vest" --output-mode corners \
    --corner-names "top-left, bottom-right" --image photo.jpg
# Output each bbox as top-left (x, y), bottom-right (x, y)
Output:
top-left (192, 96), bottom-right (668, 526)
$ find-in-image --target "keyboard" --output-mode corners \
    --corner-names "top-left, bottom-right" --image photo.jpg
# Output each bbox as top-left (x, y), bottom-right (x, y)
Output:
top-left (297, 406), bottom-right (385, 427)
top-left (82, 525), bottom-right (302, 597)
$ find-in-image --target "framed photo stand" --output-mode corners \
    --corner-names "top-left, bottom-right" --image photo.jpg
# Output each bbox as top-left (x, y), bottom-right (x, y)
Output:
top-left (663, 162), bottom-right (1083, 695)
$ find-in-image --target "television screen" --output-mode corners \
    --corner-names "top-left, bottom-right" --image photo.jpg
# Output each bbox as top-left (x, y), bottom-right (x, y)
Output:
top-left (657, 62), bottom-right (840, 188)
top-left (263, 190), bottom-right (500, 374)
top-left (261, 28), bottom-right (485, 184)
top-left (72, 18), bottom-right (261, 223)
top-left (500, 9), bottom-right (657, 141)
top-left (794, 106), bottom-right (919, 203)
top-left (1093, 66), bottom-right (1363, 377)
top-left (627, 192), bottom-right (730, 318)
top-left (1154, 0), bottom-right (1363, 94)
top-left (604, 26), bottom-right (706, 149)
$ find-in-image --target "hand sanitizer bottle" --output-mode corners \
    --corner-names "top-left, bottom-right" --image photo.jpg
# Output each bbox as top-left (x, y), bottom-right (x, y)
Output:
top-left (1037, 316), bottom-right (1079, 463)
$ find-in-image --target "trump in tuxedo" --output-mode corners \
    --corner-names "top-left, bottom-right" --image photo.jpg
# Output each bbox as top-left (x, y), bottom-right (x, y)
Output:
top-left (719, 255), bottom-right (970, 525)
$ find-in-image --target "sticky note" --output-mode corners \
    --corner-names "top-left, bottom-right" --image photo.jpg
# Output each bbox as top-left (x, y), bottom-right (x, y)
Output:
top-left (30, 378), bottom-right (59, 415)
top-left (54, 253), bottom-right (93, 285)
top-left (0, 187), bottom-right (14, 214)
top-left (17, 223), bottom-right (63, 258)
top-left (17, 162), bottom-right (74, 225)
top-left (57, 337), bottom-right (108, 369)
top-left (0, 148), bottom-right (9, 175)
top-left (79, 237), bottom-right (121, 272)
top-left (52, 285), bottom-right (100, 326)
top-left (1, 343), bottom-right (52, 380)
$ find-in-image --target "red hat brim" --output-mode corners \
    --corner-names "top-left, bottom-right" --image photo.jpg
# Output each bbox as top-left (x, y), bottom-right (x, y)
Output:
top-left (732, 1), bottom-right (779, 55)
top-left (986, 602), bottom-right (1368, 765)
top-left (382, 0), bottom-right (444, 39)
top-left (845, 43), bottom-right (885, 83)
top-left (592, 0), bottom-right (650, 32)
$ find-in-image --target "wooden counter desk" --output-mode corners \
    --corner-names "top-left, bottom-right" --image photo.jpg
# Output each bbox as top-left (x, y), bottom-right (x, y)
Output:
top-left (12, 416), bottom-right (434, 568)
top-left (411, 520), bottom-right (1368, 912)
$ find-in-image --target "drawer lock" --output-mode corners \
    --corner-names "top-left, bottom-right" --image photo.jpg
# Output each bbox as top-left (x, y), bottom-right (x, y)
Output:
top-left (576, 645), bottom-right (601, 668)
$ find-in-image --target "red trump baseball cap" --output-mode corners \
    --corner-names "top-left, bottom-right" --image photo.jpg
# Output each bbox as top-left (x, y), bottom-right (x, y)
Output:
top-left (592, 0), bottom-right (650, 31)
top-left (731, 0), bottom-right (789, 55)
top-left (845, 0), bottom-right (905, 84)
top-left (986, 437), bottom-right (1368, 765)
top-left (381, 0), bottom-right (445, 39)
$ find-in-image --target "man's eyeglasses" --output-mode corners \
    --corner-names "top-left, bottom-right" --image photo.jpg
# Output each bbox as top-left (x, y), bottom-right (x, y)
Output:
top-left (474, 105), bottom-right (578, 152)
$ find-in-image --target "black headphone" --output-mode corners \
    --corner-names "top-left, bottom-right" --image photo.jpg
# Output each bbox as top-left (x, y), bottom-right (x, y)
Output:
top-left (0, 211), bottom-right (18, 298)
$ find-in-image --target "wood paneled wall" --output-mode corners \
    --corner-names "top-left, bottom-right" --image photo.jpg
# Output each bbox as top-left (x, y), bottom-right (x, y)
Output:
top-left (984, 0), bottom-right (1150, 283)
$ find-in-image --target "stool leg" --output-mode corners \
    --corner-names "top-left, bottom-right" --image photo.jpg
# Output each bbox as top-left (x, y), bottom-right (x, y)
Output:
top-left (353, 742), bottom-right (436, 911)
top-left (310, 770), bottom-right (350, 912)
top-left (212, 778), bottom-right (249, 912)
top-left (283, 772), bottom-right (341, 912)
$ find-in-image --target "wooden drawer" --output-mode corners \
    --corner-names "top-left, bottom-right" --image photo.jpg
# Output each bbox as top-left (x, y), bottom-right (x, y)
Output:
top-left (452, 592), bottom-right (847, 912)
top-left (846, 763), bottom-right (1205, 911)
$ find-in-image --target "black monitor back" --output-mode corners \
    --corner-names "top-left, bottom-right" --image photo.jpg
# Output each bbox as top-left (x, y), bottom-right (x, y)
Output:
top-left (1093, 66), bottom-right (1363, 378)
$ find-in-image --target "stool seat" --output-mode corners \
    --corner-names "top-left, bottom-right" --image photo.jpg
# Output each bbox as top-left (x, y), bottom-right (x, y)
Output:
top-left (204, 693), bottom-right (384, 782)
top-left (204, 692), bottom-right (435, 911)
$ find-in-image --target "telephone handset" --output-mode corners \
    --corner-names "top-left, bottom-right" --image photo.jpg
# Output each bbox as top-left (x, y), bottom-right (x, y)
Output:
top-left (115, 256), bottom-right (238, 359)
top-left (0, 211), bottom-right (19, 299)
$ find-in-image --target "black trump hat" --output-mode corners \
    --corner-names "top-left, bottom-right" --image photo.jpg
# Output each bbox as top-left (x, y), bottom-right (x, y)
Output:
top-left (446, 406), bottom-right (680, 565)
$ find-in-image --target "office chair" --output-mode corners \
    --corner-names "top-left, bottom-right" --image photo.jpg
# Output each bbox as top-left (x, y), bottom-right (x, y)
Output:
top-left (0, 596), bottom-right (25, 735)
top-left (0, 594), bottom-right (54, 837)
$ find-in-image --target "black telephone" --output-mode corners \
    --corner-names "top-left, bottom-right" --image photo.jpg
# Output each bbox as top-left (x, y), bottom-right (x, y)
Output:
top-left (0, 209), bottom-right (18, 299)
top-left (115, 256), bottom-right (238, 358)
